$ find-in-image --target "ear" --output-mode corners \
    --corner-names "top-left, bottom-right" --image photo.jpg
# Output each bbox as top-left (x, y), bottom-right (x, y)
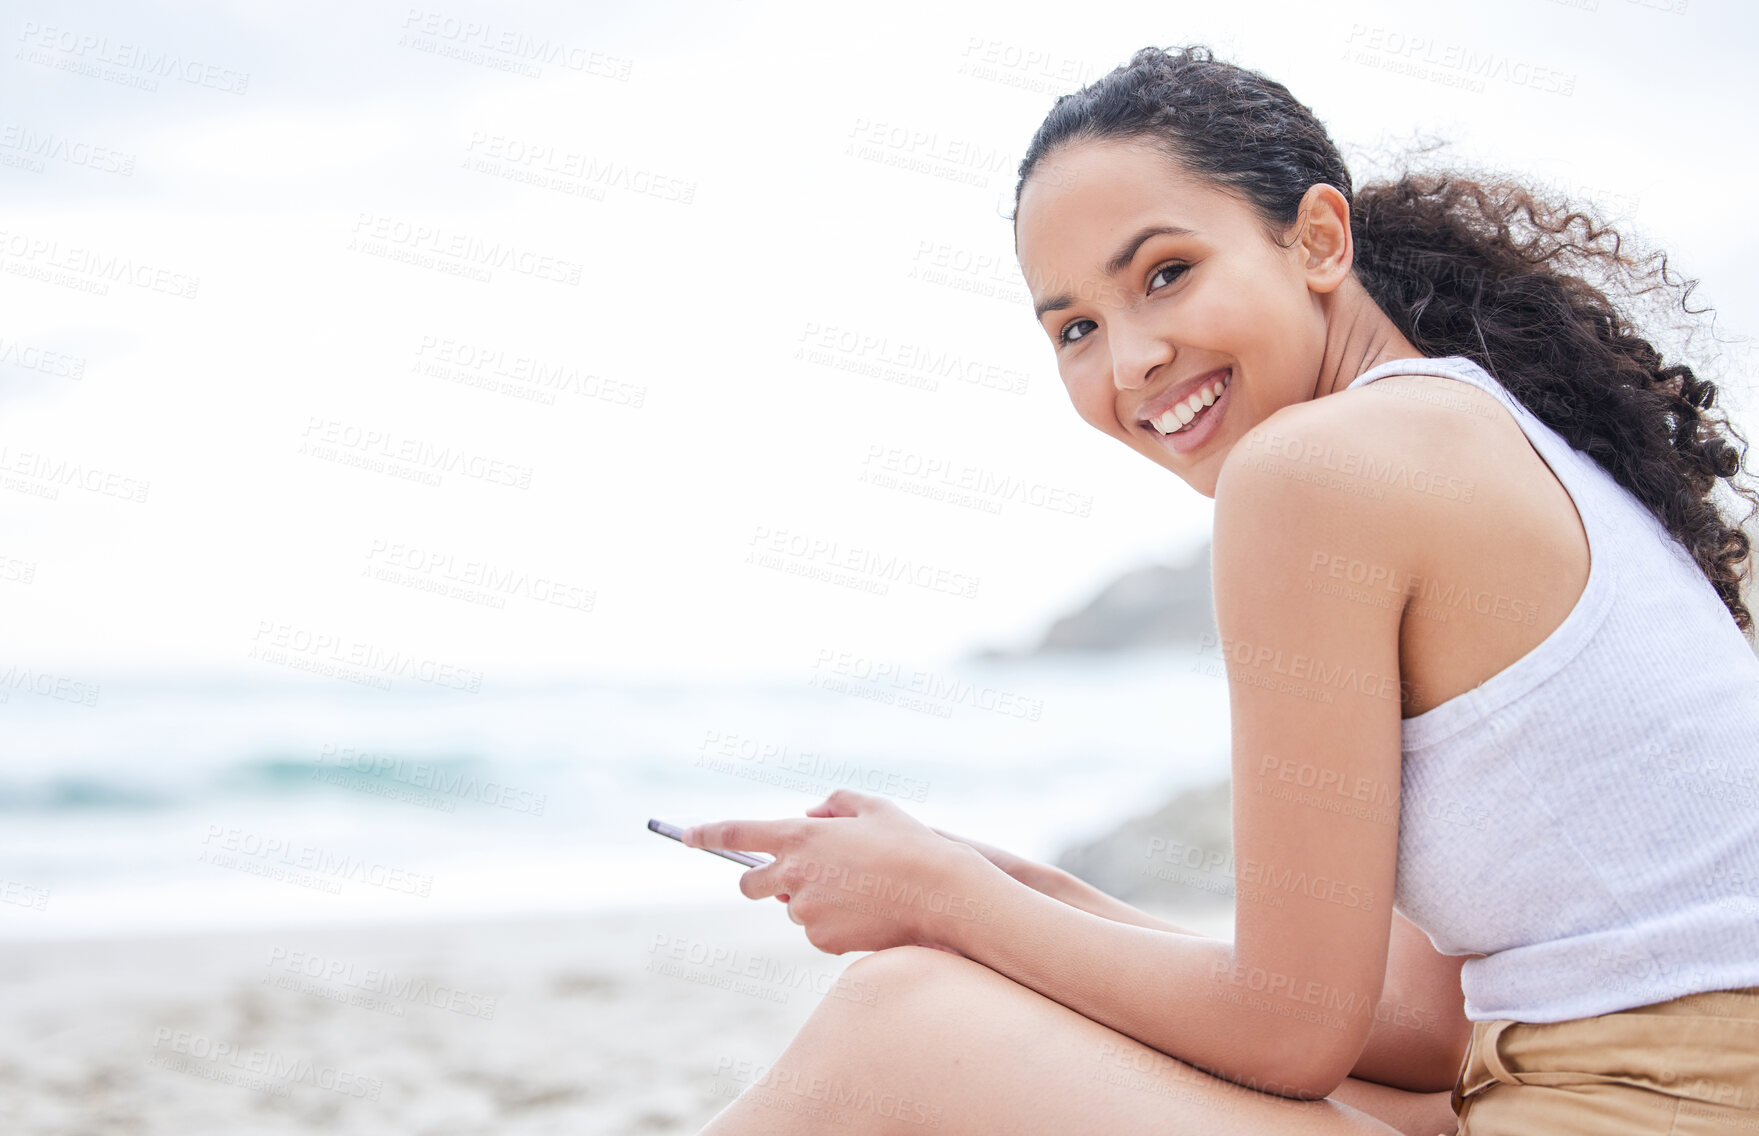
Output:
top-left (1291, 182), bottom-right (1354, 295)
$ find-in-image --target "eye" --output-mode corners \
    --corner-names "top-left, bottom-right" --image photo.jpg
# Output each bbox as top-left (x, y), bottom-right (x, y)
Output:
top-left (1053, 262), bottom-right (1190, 349)
top-left (1148, 261), bottom-right (1190, 290)
top-left (1056, 318), bottom-right (1096, 347)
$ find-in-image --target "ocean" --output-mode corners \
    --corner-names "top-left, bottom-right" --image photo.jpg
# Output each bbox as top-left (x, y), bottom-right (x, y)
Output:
top-left (0, 646), bottom-right (1231, 940)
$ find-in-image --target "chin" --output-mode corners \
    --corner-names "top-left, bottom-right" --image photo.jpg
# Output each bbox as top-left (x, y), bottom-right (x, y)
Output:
top-left (1186, 467), bottom-right (1222, 500)
top-left (1176, 444), bottom-right (1231, 498)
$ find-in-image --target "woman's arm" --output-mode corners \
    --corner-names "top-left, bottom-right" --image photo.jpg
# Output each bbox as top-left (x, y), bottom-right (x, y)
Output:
top-left (930, 827), bottom-right (1207, 934)
top-left (693, 786), bottom-right (1391, 1099)
top-left (1354, 911), bottom-right (1473, 1092)
top-left (915, 842), bottom-right (1359, 1098)
top-left (918, 418), bottom-right (1447, 1098)
top-left (1020, 860), bottom-right (1207, 932)
top-left (689, 413), bottom-right (1462, 1099)
top-left (940, 831), bottom-right (1471, 1092)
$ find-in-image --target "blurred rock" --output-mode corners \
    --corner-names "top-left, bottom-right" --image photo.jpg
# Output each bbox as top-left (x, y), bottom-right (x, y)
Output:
top-left (971, 542), bottom-right (1217, 660)
top-left (1055, 776), bottom-right (1234, 911)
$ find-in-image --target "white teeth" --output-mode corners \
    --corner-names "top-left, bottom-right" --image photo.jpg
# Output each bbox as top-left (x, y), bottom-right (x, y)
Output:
top-left (1149, 372), bottom-right (1230, 436)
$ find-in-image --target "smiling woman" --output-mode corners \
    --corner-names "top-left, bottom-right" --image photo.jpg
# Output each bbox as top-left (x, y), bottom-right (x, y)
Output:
top-left (688, 43), bottom-right (1759, 1136)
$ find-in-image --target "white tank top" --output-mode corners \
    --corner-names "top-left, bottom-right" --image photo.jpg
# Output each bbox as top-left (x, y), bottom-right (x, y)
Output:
top-left (1343, 353), bottom-right (1759, 1024)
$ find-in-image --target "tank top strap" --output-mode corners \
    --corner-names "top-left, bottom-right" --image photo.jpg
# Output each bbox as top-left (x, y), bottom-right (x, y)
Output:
top-left (1344, 353), bottom-right (1503, 398)
top-left (1343, 355), bottom-right (1578, 491)
top-left (1340, 353), bottom-right (1623, 747)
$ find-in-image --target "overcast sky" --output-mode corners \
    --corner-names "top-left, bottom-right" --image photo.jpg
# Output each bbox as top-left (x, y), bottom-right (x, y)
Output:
top-left (3, 0), bottom-right (1754, 685)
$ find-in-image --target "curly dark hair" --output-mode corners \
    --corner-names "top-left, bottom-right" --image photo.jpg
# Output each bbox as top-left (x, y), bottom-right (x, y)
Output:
top-left (1010, 43), bottom-right (1758, 635)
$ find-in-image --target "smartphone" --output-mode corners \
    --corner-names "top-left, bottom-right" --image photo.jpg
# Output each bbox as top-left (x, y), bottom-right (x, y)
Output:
top-left (647, 818), bottom-right (772, 868)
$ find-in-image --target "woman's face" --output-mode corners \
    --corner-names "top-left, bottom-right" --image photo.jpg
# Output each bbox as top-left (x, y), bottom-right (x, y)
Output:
top-left (1014, 138), bottom-right (1340, 498)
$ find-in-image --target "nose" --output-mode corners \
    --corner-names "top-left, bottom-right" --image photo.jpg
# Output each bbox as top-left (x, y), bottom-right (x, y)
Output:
top-left (1109, 317), bottom-right (1175, 393)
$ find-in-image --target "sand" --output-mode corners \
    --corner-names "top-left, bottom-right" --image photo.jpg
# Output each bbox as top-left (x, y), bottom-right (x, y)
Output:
top-left (0, 899), bottom-right (1233, 1134)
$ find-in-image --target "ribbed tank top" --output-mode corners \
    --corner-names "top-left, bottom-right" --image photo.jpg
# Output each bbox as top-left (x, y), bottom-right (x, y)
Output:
top-left (1343, 354), bottom-right (1759, 1024)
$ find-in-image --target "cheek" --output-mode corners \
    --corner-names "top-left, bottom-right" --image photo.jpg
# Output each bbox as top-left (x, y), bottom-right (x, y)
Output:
top-left (1183, 277), bottom-right (1265, 340)
top-left (1065, 372), bottom-right (1122, 435)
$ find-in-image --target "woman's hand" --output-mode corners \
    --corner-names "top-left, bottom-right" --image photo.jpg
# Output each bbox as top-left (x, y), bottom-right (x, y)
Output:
top-left (683, 789), bottom-right (991, 956)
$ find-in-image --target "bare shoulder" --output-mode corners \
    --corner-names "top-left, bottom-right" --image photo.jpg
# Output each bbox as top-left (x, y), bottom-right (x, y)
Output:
top-left (1214, 371), bottom-right (1577, 721)
top-left (1216, 376), bottom-right (1486, 546)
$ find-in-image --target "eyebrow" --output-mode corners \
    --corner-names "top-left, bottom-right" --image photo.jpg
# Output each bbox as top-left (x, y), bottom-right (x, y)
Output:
top-left (1031, 224), bottom-right (1198, 322)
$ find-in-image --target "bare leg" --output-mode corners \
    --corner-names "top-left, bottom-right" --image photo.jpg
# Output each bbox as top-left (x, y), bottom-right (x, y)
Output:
top-left (698, 945), bottom-right (1458, 1136)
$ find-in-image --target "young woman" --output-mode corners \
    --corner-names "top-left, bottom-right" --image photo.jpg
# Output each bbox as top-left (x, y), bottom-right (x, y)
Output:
top-left (685, 45), bottom-right (1759, 1135)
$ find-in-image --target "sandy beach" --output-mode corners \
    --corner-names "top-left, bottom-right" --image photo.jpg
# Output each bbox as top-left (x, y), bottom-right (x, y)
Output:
top-left (0, 898), bottom-right (1232, 1134)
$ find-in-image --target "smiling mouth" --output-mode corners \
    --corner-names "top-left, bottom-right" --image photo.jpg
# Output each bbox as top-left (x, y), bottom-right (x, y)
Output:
top-left (1145, 369), bottom-right (1231, 436)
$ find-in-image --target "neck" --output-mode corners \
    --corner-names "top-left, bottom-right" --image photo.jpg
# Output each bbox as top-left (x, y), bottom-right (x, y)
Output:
top-left (1312, 278), bottom-right (1423, 398)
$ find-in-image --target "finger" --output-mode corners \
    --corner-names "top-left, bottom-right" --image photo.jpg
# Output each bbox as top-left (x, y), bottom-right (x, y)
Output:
top-left (804, 789), bottom-right (886, 819)
top-left (683, 818), bottom-right (797, 854)
top-left (737, 862), bottom-right (787, 902)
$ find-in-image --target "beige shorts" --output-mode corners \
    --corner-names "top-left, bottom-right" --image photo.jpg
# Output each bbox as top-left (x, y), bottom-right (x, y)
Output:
top-left (1451, 985), bottom-right (1759, 1134)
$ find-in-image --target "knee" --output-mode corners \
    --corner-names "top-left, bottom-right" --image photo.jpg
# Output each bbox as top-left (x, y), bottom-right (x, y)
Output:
top-left (841, 942), bottom-right (970, 989)
top-left (789, 946), bottom-right (996, 1082)
top-left (830, 944), bottom-right (989, 1023)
